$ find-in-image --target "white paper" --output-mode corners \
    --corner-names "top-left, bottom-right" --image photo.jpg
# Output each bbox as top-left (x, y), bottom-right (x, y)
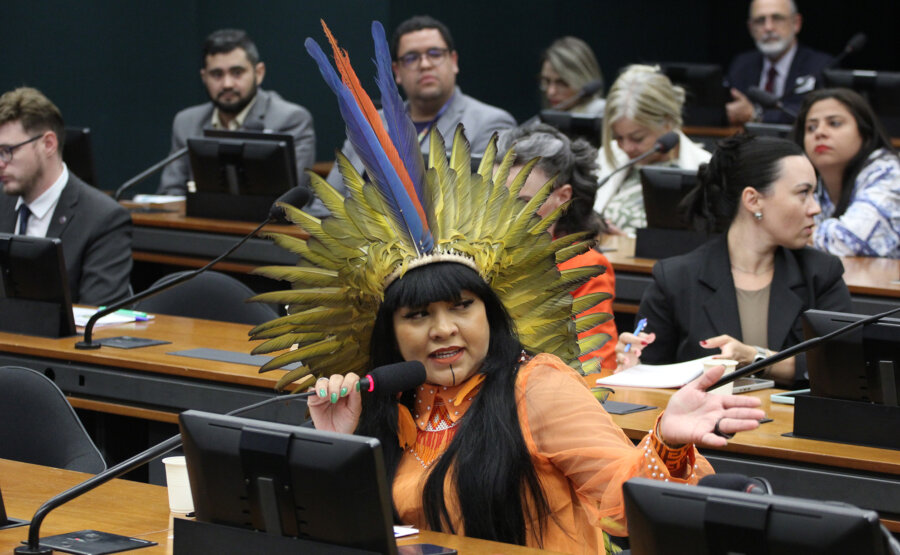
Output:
top-left (72, 307), bottom-right (152, 327)
top-left (393, 526), bottom-right (419, 538)
top-left (595, 356), bottom-right (709, 388)
top-left (131, 194), bottom-right (185, 204)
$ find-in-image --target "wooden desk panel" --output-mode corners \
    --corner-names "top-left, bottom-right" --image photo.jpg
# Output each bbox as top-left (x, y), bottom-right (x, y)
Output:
top-left (0, 459), bottom-right (552, 554)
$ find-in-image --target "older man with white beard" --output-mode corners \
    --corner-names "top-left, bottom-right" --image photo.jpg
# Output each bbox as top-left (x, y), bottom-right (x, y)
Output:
top-left (725, 0), bottom-right (833, 125)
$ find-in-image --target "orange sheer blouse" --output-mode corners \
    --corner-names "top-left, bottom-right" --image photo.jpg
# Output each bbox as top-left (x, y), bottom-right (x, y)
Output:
top-left (392, 353), bottom-right (713, 554)
top-left (559, 248), bottom-right (618, 370)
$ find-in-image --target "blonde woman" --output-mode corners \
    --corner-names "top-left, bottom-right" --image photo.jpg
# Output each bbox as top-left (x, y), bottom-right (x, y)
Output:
top-left (594, 65), bottom-right (711, 235)
top-left (539, 37), bottom-right (605, 116)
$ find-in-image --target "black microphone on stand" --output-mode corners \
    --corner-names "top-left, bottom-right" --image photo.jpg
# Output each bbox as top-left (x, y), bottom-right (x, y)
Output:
top-left (553, 78), bottom-right (605, 112)
top-left (595, 131), bottom-right (679, 215)
top-left (113, 148), bottom-right (188, 201)
top-left (828, 32), bottom-right (867, 69)
top-left (708, 305), bottom-right (900, 391)
top-left (746, 87), bottom-right (798, 121)
top-left (75, 185), bottom-right (310, 350)
top-left (13, 361), bottom-right (427, 555)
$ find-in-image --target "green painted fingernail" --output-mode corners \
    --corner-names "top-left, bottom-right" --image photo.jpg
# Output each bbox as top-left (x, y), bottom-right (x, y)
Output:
top-left (355, 382), bottom-right (360, 392)
top-left (340, 387), bottom-right (348, 397)
top-left (330, 392), bottom-right (338, 404)
top-left (318, 388), bottom-right (327, 398)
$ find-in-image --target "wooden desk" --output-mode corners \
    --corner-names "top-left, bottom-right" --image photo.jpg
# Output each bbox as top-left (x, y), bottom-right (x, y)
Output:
top-left (0, 459), bottom-right (551, 554)
top-left (595, 382), bottom-right (900, 532)
top-left (601, 235), bottom-right (900, 316)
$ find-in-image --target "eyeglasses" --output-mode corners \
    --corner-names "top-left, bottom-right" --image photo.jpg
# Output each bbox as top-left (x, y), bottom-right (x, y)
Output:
top-left (397, 48), bottom-right (450, 69)
top-left (0, 135), bottom-right (42, 163)
top-left (750, 13), bottom-right (791, 27)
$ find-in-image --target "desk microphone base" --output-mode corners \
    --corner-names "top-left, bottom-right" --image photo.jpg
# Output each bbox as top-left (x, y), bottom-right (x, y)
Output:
top-left (173, 518), bottom-right (383, 554)
top-left (792, 393), bottom-right (900, 450)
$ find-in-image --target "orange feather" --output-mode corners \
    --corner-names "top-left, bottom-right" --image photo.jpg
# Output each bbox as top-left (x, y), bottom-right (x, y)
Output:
top-left (320, 20), bottom-right (428, 228)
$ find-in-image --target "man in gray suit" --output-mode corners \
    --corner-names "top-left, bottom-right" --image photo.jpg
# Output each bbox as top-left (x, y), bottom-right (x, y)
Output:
top-left (0, 87), bottom-right (132, 305)
top-left (325, 15), bottom-right (516, 195)
top-left (159, 29), bottom-right (317, 209)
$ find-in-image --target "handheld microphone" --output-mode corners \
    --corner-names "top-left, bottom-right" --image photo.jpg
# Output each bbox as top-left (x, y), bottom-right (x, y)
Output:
top-left (746, 87), bottom-right (798, 121)
top-left (75, 186), bottom-right (310, 349)
top-left (708, 305), bottom-right (900, 391)
top-left (828, 32), bottom-right (867, 69)
top-left (699, 473), bottom-right (772, 495)
top-left (13, 359), bottom-right (426, 554)
top-left (595, 131), bottom-right (679, 214)
top-left (554, 78), bottom-right (605, 111)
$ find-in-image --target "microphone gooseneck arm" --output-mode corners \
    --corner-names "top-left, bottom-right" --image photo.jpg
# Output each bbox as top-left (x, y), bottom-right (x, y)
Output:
top-left (746, 87), bottom-right (798, 120)
top-left (113, 147), bottom-right (189, 201)
top-left (75, 216), bottom-right (272, 349)
top-left (708, 305), bottom-right (900, 391)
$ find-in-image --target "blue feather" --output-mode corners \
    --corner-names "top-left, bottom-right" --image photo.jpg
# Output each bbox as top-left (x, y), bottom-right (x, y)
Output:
top-left (304, 37), bottom-right (433, 254)
top-left (371, 21), bottom-right (426, 200)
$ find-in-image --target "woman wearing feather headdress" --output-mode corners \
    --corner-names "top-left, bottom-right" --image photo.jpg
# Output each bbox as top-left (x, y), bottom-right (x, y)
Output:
top-left (250, 22), bottom-right (765, 554)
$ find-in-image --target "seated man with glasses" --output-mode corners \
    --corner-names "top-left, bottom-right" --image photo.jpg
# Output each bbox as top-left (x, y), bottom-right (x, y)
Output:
top-left (725, 0), bottom-right (832, 125)
top-left (325, 15), bottom-right (516, 195)
top-left (0, 87), bottom-right (132, 305)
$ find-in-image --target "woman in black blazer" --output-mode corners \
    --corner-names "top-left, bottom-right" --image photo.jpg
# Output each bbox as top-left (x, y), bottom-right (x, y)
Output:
top-left (617, 135), bottom-right (852, 386)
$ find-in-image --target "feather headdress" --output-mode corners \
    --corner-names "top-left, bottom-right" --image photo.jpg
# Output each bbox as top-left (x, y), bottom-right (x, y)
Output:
top-left (249, 21), bottom-right (611, 391)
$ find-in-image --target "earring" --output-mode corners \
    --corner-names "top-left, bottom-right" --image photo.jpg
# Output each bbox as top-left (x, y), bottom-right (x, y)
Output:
top-left (754, 211), bottom-right (763, 221)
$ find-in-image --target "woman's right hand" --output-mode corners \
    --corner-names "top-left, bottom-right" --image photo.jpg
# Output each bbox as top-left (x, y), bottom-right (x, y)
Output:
top-left (614, 332), bottom-right (656, 373)
top-left (307, 373), bottom-right (363, 434)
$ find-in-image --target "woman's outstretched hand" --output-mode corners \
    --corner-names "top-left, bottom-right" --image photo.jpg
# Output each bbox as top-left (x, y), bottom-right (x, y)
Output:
top-left (307, 373), bottom-right (363, 434)
top-left (659, 365), bottom-right (766, 447)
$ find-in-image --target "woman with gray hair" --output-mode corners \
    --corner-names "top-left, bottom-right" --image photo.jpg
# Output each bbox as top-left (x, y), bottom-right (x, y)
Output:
top-left (594, 64), bottom-right (711, 235)
top-left (539, 37), bottom-right (605, 116)
top-left (497, 123), bottom-right (618, 370)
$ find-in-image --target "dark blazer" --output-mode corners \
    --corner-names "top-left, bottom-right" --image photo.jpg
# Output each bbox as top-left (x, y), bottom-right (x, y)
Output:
top-left (637, 235), bottom-right (852, 381)
top-left (727, 44), bottom-right (833, 124)
top-left (158, 88), bottom-right (316, 197)
top-left (0, 172), bottom-right (132, 305)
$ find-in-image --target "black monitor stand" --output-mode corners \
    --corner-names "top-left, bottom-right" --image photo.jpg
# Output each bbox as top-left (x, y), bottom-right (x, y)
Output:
top-left (0, 486), bottom-right (28, 531)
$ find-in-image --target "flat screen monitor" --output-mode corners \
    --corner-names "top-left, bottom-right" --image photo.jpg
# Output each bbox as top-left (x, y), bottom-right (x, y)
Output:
top-left (639, 166), bottom-right (698, 230)
top-left (623, 478), bottom-right (890, 555)
top-left (744, 122), bottom-right (792, 139)
top-left (186, 136), bottom-right (298, 221)
top-left (659, 63), bottom-right (728, 126)
top-left (802, 309), bottom-right (900, 405)
top-left (202, 128), bottom-right (299, 188)
top-left (539, 110), bottom-right (602, 148)
top-left (179, 410), bottom-right (398, 554)
top-left (823, 69), bottom-right (900, 137)
top-left (0, 233), bottom-right (76, 337)
top-left (63, 126), bottom-right (97, 187)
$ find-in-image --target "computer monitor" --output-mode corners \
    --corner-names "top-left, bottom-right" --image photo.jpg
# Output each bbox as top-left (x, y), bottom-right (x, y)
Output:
top-left (744, 122), bottom-right (792, 139)
top-left (539, 110), bottom-right (602, 148)
top-left (179, 410), bottom-right (398, 554)
top-left (186, 135), bottom-right (298, 221)
top-left (802, 309), bottom-right (900, 405)
top-left (823, 69), bottom-right (900, 137)
top-left (0, 233), bottom-right (76, 338)
top-left (202, 128), bottom-right (299, 188)
top-left (659, 63), bottom-right (728, 126)
top-left (639, 166), bottom-right (698, 231)
top-left (623, 478), bottom-right (890, 555)
top-left (63, 126), bottom-right (97, 187)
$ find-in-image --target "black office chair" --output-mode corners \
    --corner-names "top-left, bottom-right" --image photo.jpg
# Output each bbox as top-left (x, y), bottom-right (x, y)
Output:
top-left (134, 271), bottom-right (279, 325)
top-left (0, 366), bottom-right (106, 473)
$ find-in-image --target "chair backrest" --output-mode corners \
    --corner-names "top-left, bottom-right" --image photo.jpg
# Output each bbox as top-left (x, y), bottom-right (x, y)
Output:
top-left (134, 271), bottom-right (279, 325)
top-left (0, 366), bottom-right (105, 473)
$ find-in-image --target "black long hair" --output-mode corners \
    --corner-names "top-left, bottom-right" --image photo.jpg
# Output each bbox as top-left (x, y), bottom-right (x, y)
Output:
top-left (356, 262), bottom-right (550, 546)
top-left (682, 133), bottom-right (805, 233)
top-left (791, 88), bottom-right (897, 217)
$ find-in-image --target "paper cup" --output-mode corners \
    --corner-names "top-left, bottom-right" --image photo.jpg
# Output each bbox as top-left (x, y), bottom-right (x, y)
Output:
top-left (703, 358), bottom-right (739, 396)
top-left (162, 456), bottom-right (194, 514)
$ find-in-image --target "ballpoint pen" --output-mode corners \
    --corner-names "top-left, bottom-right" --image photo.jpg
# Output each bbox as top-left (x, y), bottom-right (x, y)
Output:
top-left (624, 318), bottom-right (647, 353)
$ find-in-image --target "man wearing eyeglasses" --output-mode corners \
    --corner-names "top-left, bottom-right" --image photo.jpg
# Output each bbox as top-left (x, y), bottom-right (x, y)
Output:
top-left (158, 29), bottom-right (318, 212)
top-left (725, 0), bottom-right (832, 125)
top-left (325, 15), bottom-right (516, 194)
top-left (0, 87), bottom-right (132, 305)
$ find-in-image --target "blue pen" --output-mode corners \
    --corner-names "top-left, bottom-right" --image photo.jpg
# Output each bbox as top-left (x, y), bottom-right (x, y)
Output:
top-left (624, 318), bottom-right (647, 353)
